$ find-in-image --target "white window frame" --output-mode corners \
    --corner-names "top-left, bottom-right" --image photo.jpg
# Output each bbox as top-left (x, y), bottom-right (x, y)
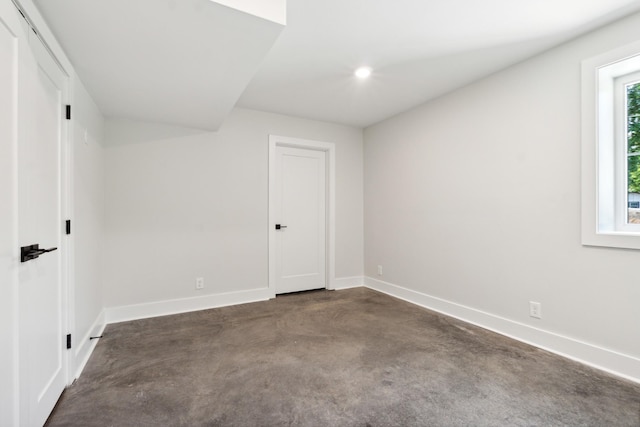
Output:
top-left (582, 41), bottom-right (640, 249)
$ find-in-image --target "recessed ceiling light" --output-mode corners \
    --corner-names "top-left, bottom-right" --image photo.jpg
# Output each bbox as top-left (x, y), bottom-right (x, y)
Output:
top-left (355, 67), bottom-right (372, 79)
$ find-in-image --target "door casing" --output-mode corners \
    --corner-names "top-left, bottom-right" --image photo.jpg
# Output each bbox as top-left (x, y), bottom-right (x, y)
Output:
top-left (268, 135), bottom-right (335, 297)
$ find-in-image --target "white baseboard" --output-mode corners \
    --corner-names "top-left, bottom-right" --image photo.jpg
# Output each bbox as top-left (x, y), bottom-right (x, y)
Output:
top-left (103, 279), bottom-right (364, 326)
top-left (105, 287), bottom-right (273, 325)
top-left (364, 277), bottom-right (640, 384)
top-left (333, 276), bottom-right (364, 290)
top-left (75, 288), bottom-right (273, 382)
top-left (73, 309), bottom-right (106, 380)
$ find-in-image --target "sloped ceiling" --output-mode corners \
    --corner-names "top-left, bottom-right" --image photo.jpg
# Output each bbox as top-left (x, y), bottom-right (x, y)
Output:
top-left (35, 0), bottom-right (640, 129)
top-left (34, 0), bottom-right (285, 130)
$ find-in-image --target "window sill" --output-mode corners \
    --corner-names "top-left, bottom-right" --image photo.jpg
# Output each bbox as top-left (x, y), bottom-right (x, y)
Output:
top-left (582, 230), bottom-right (640, 250)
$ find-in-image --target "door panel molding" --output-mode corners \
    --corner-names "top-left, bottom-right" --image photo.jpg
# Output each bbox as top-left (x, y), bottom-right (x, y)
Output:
top-left (268, 135), bottom-right (335, 296)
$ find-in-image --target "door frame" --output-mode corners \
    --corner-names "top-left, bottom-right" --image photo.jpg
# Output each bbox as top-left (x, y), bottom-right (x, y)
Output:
top-left (0, 4), bottom-right (21, 425)
top-left (268, 135), bottom-right (335, 297)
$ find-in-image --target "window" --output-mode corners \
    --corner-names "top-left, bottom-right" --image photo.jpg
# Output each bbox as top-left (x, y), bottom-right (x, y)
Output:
top-left (582, 41), bottom-right (640, 249)
top-left (625, 79), bottom-right (640, 223)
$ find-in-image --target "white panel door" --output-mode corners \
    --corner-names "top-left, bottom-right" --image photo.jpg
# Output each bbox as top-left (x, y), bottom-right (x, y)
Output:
top-left (274, 146), bottom-right (326, 294)
top-left (17, 18), bottom-right (68, 427)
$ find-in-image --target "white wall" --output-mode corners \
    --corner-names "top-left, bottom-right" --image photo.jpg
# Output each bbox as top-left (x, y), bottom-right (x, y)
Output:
top-left (103, 108), bottom-right (363, 313)
top-left (70, 77), bottom-right (106, 376)
top-left (364, 12), bottom-right (640, 380)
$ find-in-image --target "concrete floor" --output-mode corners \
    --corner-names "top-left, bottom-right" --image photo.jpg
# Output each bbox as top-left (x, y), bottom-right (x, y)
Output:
top-left (46, 288), bottom-right (640, 426)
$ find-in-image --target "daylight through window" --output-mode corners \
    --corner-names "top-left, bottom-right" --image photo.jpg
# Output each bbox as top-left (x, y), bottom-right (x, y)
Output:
top-left (626, 81), bottom-right (640, 224)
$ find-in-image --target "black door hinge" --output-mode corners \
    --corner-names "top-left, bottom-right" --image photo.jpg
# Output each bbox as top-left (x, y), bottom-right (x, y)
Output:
top-left (66, 105), bottom-right (71, 120)
top-left (65, 220), bottom-right (71, 235)
top-left (66, 334), bottom-right (71, 349)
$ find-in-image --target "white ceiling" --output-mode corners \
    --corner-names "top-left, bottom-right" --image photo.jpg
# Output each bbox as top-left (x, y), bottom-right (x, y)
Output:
top-left (237, 0), bottom-right (640, 127)
top-left (33, 0), bottom-right (284, 130)
top-left (35, 0), bottom-right (640, 129)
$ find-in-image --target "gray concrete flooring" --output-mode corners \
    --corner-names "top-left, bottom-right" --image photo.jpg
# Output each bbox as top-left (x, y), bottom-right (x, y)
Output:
top-left (46, 288), bottom-right (640, 426)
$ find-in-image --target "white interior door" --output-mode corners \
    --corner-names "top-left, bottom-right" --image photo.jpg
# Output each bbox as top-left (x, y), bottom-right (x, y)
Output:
top-left (274, 146), bottom-right (326, 294)
top-left (17, 15), bottom-right (68, 427)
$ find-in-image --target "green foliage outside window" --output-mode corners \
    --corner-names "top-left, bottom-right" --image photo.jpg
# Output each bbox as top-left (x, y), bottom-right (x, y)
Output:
top-left (628, 83), bottom-right (640, 193)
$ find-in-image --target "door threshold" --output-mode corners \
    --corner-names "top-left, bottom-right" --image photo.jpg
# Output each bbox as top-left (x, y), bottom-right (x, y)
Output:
top-left (275, 287), bottom-right (329, 297)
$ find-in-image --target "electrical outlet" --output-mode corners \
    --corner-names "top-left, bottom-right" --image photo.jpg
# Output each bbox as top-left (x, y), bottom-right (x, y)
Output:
top-left (529, 301), bottom-right (541, 319)
top-left (377, 265), bottom-right (383, 276)
top-left (195, 277), bottom-right (204, 290)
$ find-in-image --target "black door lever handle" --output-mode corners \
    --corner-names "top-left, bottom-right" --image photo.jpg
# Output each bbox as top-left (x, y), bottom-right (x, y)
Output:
top-left (275, 224), bottom-right (288, 230)
top-left (21, 244), bottom-right (58, 263)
